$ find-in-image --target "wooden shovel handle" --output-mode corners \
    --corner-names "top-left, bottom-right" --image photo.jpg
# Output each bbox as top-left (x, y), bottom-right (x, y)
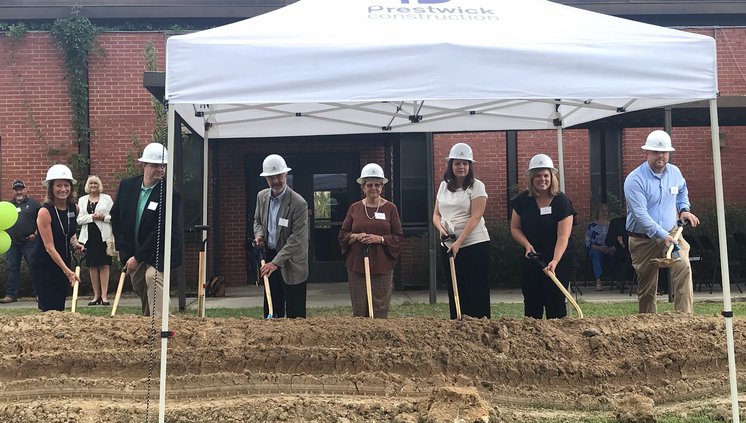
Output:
top-left (70, 266), bottom-right (81, 313)
top-left (665, 226), bottom-right (684, 260)
top-left (449, 255), bottom-right (462, 320)
top-left (363, 256), bottom-right (374, 319)
top-left (110, 270), bottom-right (126, 317)
top-left (197, 251), bottom-right (205, 317)
top-left (261, 259), bottom-right (274, 318)
top-left (543, 269), bottom-right (584, 318)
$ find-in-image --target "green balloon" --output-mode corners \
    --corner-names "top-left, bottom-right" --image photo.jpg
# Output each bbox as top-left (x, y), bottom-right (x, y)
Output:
top-left (0, 231), bottom-right (10, 254)
top-left (0, 201), bottom-right (18, 231)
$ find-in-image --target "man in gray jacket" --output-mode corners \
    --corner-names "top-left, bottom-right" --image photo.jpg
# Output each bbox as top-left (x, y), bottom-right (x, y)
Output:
top-left (253, 154), bottom-right (309, 318)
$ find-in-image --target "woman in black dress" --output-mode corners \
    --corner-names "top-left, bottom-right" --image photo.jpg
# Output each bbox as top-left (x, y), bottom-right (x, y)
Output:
top-left (77, 176), bottom-right (114, 305)
top-left (31, 165), bottom-right (84, 312)
top-left (510, 154), bottom-right (576, 319)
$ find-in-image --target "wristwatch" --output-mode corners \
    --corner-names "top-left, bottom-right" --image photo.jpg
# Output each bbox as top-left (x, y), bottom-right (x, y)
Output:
top-left (680, 208), bottom-right (690, 214)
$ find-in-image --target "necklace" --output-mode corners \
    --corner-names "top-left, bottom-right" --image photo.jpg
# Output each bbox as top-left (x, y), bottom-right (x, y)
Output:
top-left (364, 197), bottom-right (381, 220)
top-left (54, 204), bottom-right (70, 258)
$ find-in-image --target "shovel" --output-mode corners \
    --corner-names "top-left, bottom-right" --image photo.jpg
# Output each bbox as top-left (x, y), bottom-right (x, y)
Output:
top-left (363, 244), bottom-right (374, 319)
top-left (441, 234), bottom-right (462, 320)
top-left (254, 243), bottom-right (274, 319)
top-left (110, 268), bottom-right (127, 317)
top-left (650, 220), bottom-right (687, 268)
top-left (193, 225), bottom-right (210, 317)
top-left (528, 253), bottom-right (584, 318)
top-left (70, 252), bottom-right (85, 313)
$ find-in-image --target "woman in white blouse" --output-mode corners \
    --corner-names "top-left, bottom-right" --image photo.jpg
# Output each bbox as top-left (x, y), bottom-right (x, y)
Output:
top-left (432, 143), bottom-right (491, 319)
top-left (77, 176), bottom-right (114, 305)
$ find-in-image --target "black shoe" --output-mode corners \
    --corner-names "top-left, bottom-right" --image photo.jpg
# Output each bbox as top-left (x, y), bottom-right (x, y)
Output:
top-left (101, 300), bottom-right (110, 306)
top-left (88, 298), bottom-right (102, 306)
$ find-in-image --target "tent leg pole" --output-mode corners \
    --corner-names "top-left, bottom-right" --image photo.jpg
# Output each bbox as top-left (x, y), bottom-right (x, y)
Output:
top-left (556, 127), bottom-right (565, 193)
top-left (710, 99), bottom-right (740, 423)
top-left (158, 104), bottom-right (177, 423)
top-left (200, 127), bottom-right (210, 317)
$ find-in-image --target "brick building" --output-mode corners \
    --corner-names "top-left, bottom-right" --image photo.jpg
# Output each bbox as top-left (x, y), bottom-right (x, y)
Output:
top-left (1, 1), bottom-right (745, 295)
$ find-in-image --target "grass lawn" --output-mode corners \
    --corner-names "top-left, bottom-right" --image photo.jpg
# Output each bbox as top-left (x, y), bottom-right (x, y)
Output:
top-left (0, 298), bottom-right (741, 319)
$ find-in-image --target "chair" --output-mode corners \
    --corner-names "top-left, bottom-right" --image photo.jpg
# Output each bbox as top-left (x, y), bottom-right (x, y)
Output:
top-left (698, 234), bottom-right (742, 294)
top-left (730, 232), bottom-right (746, 283)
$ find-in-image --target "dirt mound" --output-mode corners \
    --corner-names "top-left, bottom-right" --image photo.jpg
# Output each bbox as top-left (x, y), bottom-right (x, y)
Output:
top-left (0, 313), bottom-right (743, 422)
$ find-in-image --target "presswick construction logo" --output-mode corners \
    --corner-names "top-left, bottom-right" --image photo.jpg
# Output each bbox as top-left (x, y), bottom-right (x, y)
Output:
top-left (368, 0), bottom-right (498, 21)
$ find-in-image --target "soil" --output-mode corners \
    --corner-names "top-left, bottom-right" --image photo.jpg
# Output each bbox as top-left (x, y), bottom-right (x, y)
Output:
top-left (0, 313), bottom-right (744, 422)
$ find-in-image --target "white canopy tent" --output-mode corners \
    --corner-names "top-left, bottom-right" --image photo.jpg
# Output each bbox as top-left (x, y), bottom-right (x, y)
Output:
top-left (160, 0), bottom-right (737, 421)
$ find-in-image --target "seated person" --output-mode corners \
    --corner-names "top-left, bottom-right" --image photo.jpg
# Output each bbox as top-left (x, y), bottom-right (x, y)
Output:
top-left (606, 214), bottom-right (633, 287)
top-left (585, 204), bottom-right (613, 290)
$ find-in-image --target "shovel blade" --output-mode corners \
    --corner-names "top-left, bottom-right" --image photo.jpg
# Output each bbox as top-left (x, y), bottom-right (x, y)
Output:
top-left (650, 257), bottom-right (681, 268)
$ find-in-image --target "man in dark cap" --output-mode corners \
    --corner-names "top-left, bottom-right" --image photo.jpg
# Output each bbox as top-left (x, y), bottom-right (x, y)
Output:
top-left (1, 180), bottom-right (42, 303)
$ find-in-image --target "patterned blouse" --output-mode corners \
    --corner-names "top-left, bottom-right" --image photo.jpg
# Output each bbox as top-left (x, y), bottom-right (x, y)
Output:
top-left (585, 221), bottom-right (609, 248)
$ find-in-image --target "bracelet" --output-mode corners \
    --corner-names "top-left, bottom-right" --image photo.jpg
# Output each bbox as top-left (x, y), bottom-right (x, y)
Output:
top-left (380, 236), bottom-right (384, 244)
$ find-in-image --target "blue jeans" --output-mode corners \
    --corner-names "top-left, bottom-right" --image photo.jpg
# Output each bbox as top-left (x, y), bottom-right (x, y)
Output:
top-left (5, 241), bottom-right (36, 298)
top-left (588, 248), bottom-right (611, 279)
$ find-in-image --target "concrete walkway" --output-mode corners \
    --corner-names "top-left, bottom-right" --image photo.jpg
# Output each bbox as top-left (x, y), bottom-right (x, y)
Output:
top-left (1, 281), bottom-right (743, 311)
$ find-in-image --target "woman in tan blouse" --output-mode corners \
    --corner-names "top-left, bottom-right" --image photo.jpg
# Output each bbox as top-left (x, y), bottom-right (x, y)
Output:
top-left (339, 163), bottom-right (403, 318)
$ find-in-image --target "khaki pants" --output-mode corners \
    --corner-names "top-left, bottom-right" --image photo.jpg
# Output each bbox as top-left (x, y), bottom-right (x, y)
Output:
top-left (130, 262), bottom-right (169, 317)
top-left (629, 228), bottom-right (693, 314)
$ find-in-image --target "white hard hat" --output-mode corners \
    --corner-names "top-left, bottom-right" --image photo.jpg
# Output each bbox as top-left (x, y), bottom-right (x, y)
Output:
top-left (42, 164), bottom-right (76, 186)
top-left (527, 154), bottom-right (558, 174)
top-left (356, 163), bottom-right (388, 185)
top-left (260, 154), bottom-right (292, 177)
top-left (641, 130), bottom-right (675, 152)
top-left (138, 143), bottom-right (168, 164)
top-left (446, 143), bottom-right (475, 162)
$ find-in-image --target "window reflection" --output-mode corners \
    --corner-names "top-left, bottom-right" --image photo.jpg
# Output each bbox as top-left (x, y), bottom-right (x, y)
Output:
top-left (313, 173), bottom-right (348, 261)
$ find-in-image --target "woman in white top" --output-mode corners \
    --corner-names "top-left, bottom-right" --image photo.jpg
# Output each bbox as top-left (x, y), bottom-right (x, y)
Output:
top-left (432, 143), bottom-right (491, 319)
top-left (77, 176), bottom-right (114, 305)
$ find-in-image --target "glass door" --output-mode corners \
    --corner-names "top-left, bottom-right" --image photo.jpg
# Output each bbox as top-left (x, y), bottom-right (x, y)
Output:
top-left (246, 153), bottom-right (358, 283)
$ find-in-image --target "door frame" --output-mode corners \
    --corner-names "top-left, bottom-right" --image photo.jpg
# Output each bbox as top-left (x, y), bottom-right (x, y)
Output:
top-left (245, 152), bottom-right (359, 283)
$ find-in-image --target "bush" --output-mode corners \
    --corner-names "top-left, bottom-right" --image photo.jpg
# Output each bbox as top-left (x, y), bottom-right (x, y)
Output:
top-left (486, 220), bottom-right (524, 287)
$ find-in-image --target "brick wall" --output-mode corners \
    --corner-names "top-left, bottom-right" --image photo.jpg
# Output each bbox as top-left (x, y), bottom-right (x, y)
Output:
top-left (434, 129), bottom-right (591, 220)
top-left (88, 32), bottom-right (166, 193)
top-left (1, 33), bottom-right (75, 200)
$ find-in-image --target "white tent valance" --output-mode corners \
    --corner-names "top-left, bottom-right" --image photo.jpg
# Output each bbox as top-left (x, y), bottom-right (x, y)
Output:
top-left (166, 0), bottom-right (717, 138)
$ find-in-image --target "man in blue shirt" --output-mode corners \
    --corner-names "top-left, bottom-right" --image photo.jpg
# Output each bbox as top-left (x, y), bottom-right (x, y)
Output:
top-left (624, 130), bottom-right (700, 314)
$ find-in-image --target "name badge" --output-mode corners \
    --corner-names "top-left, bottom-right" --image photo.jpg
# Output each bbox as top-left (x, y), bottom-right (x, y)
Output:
top-left (16, 207), bottom-right (21, 212)
top-left (67, 211), bottom-right (76, 218)
top-left (374, 212), bottom-right (386, 220)
top-left (147, 201), bottom-right (158, 211)
top-left (278, 218), bottom-right (289, 227)
top-left (670, 186), bottom-right (679, 194)
top-left (540, 206), bottom-right (552, 215)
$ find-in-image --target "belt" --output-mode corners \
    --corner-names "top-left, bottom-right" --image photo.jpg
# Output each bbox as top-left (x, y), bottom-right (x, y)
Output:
top-left (627, 232), bottom-right (650, 239)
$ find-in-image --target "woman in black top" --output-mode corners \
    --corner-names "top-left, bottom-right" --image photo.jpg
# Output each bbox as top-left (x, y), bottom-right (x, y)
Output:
top-left (510, 154), bottom-right (576, 319)
top-left (31, 165), bottom-right (84, 312)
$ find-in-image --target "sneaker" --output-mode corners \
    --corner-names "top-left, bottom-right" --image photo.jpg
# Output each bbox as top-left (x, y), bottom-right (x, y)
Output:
top-left (0, 296), bottom-right (18, 303)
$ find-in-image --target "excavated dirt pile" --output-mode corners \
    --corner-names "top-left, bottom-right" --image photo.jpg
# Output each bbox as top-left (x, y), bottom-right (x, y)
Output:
top-left (0, 313), bottom-right (744, 422)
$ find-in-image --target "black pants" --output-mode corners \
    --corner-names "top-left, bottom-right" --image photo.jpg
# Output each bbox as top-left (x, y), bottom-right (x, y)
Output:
top-left (521, 255), bottom-right (572, 319)
top-left (263, 249), bottom-right (307, 318)
top-left (440, 241), bottom-right (491, 319)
